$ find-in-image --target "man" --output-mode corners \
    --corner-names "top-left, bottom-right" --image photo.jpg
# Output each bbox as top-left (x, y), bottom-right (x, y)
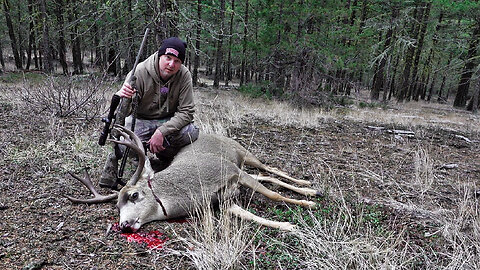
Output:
top-left (100, 37), bottom-right (199, 189)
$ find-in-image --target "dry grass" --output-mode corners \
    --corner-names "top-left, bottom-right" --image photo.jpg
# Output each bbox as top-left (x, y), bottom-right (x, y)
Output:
top-left (191, 89), bottom-right (480, 269)
top-left (3, 75), bottom-right (480, 269)
top-left (160, 193), bottom-right (259, 269)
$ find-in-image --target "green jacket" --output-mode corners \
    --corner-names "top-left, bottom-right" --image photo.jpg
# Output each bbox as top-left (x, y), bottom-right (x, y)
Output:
top-left (127, 52), bottom-right (195, 136)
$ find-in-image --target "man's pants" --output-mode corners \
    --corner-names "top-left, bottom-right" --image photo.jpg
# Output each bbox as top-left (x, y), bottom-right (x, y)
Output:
top-left (100, 117), bottom-right (199, 187)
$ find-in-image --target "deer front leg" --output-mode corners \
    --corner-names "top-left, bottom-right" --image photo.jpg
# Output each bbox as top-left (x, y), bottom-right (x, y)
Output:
top-left (238, 172), bottom-right (316, 208)
top-left (227, 204), bottom-right (296, 232)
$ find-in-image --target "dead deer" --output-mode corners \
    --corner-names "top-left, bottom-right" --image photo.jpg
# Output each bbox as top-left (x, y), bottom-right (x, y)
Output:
top-left (66, 125), bottom-right (319, 232)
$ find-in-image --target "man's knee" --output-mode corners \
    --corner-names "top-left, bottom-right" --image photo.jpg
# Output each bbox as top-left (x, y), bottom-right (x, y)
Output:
top-left (168, 123), bottom-right (199, 147)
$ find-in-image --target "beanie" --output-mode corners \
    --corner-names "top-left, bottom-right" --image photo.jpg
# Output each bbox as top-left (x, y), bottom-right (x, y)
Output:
top-left (158, 37), bottom-right (187, 63)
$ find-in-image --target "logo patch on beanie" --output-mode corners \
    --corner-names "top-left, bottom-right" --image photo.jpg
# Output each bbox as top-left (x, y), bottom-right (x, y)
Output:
top-left (166, 48), bottom-right (179, 58)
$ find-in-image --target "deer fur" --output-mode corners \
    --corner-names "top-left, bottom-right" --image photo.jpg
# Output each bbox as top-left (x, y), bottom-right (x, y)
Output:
top-left (67, 125), bottom-right (319, 232)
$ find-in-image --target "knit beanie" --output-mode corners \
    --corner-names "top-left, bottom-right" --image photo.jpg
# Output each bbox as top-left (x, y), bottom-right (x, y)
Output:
top-left (158, 37), bottom-right (187, 63)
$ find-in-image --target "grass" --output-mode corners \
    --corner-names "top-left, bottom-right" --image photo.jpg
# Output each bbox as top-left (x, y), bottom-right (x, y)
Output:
top-left (2, 73), bottom-right (480, 269)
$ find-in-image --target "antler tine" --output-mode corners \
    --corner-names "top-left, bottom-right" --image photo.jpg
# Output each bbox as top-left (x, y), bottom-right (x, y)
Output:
top-left (108, 125), bottom-right (146, 186)
top-left (65, 168), bottom-right (118, 204)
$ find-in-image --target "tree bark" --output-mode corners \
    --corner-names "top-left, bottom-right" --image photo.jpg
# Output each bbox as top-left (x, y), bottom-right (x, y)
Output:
top-left (0, 42), bottom-right (4, 71)
top-left (213, 0), bottom-right (226, 87)
top-left (410, 1), bottom-right (432, 101)
top-left (371, 3), bottom-right (397, 100)
top-left (454, 20), bottom-right (480, 108)
top-left (240, 0), bottom-right (249, 86)
top-left (55, 0), bottom-right (68, 74)
top-left (225, 0), bottom-right (235, 86)
top-left (470, 68), bottom-right (480, 113)
top-left (25, 0), bottom-right (36, 70)
top-left (2, 0), bottom-right (22, 69)
top-left (192, 0), bottom-right (201, 86)
top-left (397, 3), bottom-right (421, 102)
top-left (155, 0), bottom-right (168, 45)
top-left (68, 1), bottom-right (83, 74)
top-left (39, 0), bottom-right (53, 73)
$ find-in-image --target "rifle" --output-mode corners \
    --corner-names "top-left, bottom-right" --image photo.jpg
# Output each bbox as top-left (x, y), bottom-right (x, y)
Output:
top-left (98, 27), bottom-right (150, 146)
top-left (98, 27), bottom-right (150, 185)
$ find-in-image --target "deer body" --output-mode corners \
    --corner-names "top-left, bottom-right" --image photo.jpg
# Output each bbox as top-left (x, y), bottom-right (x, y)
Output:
top-left (67, 126), bottom-right (319, 232)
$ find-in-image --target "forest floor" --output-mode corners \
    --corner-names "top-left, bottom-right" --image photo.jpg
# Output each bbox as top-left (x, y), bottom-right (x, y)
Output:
top-left (1, 75), bottom-right (480, 269)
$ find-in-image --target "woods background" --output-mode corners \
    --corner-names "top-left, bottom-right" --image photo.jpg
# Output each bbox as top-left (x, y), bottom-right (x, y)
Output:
top-left (1, 0), bottom-right (480, 109)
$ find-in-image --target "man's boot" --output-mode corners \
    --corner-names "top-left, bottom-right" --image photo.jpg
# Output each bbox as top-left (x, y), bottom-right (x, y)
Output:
top-left (99, 152), bottom-right (118, 189)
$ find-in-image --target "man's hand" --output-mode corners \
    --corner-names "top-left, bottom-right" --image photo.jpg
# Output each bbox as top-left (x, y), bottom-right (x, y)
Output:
top-left (116, 82), bottom-right (136, 98)
top-left (148, 129), bottom-right (165, 153)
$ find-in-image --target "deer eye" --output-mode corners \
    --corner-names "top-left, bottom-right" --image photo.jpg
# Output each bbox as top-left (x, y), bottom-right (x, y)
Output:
top-left (130, 192), bottom-right (139, 202)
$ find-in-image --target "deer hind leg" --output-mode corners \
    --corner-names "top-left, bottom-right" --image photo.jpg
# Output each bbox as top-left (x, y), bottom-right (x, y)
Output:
top-left (243, 153), bottom-right (312, 186)
top-left (238, 172), bottom-right (316, 208)
top-left (227, 203), bottom-right (296, 231)
top-left (249, 173), bottom-right (321, 197)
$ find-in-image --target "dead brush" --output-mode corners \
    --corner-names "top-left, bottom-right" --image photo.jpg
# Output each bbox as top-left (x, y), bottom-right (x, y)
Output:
top-left (19, 74), bottom-right (112, 119)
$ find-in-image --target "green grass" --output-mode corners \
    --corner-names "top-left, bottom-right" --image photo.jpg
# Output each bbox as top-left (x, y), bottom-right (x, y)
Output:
top-left (246, 197), bottom-right (395, 269)
top-left (237, 82), bottom-right (274, 99)
top-left (0, 71), bottom-right (46, 84)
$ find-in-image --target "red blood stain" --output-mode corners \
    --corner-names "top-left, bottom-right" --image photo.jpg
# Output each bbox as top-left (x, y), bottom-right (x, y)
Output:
top-left (111, 223), bottom-right (169, 250)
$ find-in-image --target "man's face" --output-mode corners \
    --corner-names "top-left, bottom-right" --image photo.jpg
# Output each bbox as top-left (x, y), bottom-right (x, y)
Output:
top-left (158, 54), bottom-right (182, 80)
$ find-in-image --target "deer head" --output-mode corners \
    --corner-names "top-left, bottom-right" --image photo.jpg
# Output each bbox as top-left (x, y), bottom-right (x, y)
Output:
top-left (66, 125), bottom-right (164, 232)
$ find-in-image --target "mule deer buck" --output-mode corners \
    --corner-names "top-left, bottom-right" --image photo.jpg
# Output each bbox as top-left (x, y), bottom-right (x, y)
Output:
top-left (67, 125), bottom-right (319, 232)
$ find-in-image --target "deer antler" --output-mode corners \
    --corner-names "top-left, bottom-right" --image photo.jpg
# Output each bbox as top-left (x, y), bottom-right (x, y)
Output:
top-left (65, 168), bottom-right (118, 204)
top-left (108, 125), bottom-right (146, 186)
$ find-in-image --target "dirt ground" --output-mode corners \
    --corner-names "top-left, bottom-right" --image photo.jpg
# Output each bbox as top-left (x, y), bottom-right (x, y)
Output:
top-left (1, 82), bottom-right (480, 269)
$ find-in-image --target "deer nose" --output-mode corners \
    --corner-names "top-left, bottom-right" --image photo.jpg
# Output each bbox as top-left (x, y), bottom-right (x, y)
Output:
top-left (120, 221), bottom-right (133, 233)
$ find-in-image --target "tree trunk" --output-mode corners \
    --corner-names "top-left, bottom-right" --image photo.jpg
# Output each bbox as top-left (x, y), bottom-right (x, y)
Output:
top-left (69, 2), bottom-right (83, 75)
top-left (93, 23), bottom-right (102, 68)
top-left (192, 0), bottom-right (201, 86)
top-left (55, 0), bottom-right (68, 74)
top-left (371, 3), bottom-right (397, 100)
top-left (426, 11), bottom-right (444, 101)
top-left (0, 43), bottom-right (4, 71)
top-left (213, 0), bottom-right (226, 87)
top-left (155, 0), bottom-right (168, 45)
top-left (240, 0), bottom-right (249, 86)
top-left (358, 0), bottom-right (368, 35)
top-left (39, 0), bottom-right (53, 73)
top-left (397, 3), bottom-right (421, 102)
top-left (410, 1), bottom-right (432, 101)
top-left (388, 54), bottom-right (400, 100)
top-left (470, 69), bottom-right (480, 113)
top-left (225, 0), bottom-right (235, 86)
top-left (168, 0), bottom-right (179, 37)
top-left (25, 0), bottom-right (35, 70)
top-left (2, 0), bottom-right (22, 69)
top-left (454, 21), bottom-right (480, 108)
